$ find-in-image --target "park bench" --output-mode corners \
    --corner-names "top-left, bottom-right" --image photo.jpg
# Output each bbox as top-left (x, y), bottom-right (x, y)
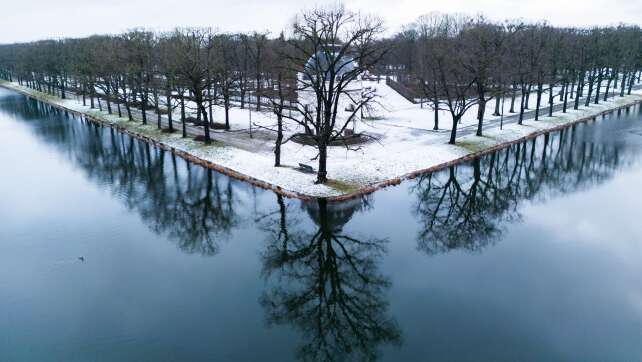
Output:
top-left (297, 163), bottom-right (315, 174)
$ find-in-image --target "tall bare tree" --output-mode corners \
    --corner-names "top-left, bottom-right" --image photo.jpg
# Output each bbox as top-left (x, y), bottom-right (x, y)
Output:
top-left (282, 6), bottom-right (386, 183)
top-left (171, 28), bottom-right (216, 143)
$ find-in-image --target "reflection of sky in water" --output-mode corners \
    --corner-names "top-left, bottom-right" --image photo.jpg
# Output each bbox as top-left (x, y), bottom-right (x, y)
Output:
top-left (1, 87), bottom-right (642, 361)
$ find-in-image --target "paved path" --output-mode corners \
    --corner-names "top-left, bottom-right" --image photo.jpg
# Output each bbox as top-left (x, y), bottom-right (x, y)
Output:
top-left (65, 90), bottom-right (277, 153)
top-left (457, 86), bottom-right (642, 137)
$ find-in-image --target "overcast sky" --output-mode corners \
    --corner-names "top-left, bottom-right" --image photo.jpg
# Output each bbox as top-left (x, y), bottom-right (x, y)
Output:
top-left (1, 0), bottom-right (641, 44)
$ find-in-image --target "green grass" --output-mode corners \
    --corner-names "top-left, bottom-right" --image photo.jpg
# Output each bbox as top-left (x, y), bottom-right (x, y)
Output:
top-left (456, 139), bottom-right (491, 153)
top-left (325, 179), bottom-right (360, 194)
top-left (40, 93), bottom-right (60, 103)
top-left (191, 139), bottom-right (223, 149)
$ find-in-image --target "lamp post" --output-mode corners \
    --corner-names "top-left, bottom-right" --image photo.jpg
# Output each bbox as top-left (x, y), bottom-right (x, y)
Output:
top-left (500, 91), bottom-right (505, 130)
top-left (249, 106), bottom-right (253, 139)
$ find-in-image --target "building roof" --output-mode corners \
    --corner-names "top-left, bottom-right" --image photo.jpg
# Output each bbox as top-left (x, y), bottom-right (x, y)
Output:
top-left (303, 50), bottom-right (356, 81)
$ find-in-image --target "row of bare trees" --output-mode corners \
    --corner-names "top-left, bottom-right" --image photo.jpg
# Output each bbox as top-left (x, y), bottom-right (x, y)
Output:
top-left (0, 29), bottom-right (280, 138)
top-left (0, 8), bottom-right (640, 182)
top-left (382, 14), bottom-right (642, 143)
top-left (0, 7), bottom-right (385, 183)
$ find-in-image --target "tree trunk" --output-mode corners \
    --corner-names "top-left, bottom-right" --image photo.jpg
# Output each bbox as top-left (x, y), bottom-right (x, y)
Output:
top-left (620, 72), bottom-right (626, 97)
top-left (197, 96), bottom-right (211, 143)
top-left (141, 89), bottom-right (147, 125)
top-left (493, 95), bottom-right (501, 116)
top-left (603, 74), bottom-right (612, 102)
top-left (166, 89), bottom-right (173, 132)
top-left (240, 81), bottom-right (246, 109)
top-left (274, 114), bottom-right (283, 167)
top-left (154, 88), bottom-right (161, 129)
top-left (509, 82), bottom-right (516, 113)
top-left (316, 142), bottom-right (328, 183)
top-left (208, 86), bottom-right (213, 125)
top-left (548, 83), bottom-right (554, 117)
top-left (518, 87), bottom-right (526, 124)
top-left (449, 116), bottom-right (459, 144)
top-left (578, 72), bottom-right (585, 98)
top-left (570, 77), bottom-right (576, 99)
top-left (535, 81), bottom-right (543, 121)
top-left (224, 95), bottom-right (230, 130)
top-left (180, 94), bottom-right (187, 138)
top-left (574, 76), bottom-right (583, 110)
top-left (476, 97), bottom-right (486, 137)
top-left (563, 80), bottom-right (569, 113)
top-left (107, 94), bottom-right (113, 114)
top-left (60, 76), bottom-right (66, 99)
top-left (202, 106), bottom-right (211, 142)
top-left (433, 96), bottom-right (439, 130)
top-left (123, 96), bottom-right (132, 120)
top-left (594, 69), bottom-right (603, 104)
top-left (627, 72), bottom-right (635, 95)
top-left (585, 69), bottom-right (595, 107)
top-left (256, 74), bottom-right (262, 111)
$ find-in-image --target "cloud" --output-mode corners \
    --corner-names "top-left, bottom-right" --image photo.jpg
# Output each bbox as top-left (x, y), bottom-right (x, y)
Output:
top-left (0, 0), bottom-right (640, 44)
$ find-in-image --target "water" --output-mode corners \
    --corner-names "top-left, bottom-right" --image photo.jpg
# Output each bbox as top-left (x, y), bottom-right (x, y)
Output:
top-left (1, 87), bottom-right (642, 361)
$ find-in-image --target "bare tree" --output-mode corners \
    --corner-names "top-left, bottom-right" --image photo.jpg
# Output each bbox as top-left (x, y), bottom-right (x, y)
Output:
top-left (241, 32), bottom-right (270, 111)
top-left (283, 6), bottom-right (386, 183)
top-left (265, 33), bottom-right (298, 167)
top-left (171, 28), bottom-right (216, 143)
top-left (459, 17), bottom-right (509, 135)
top-left (413, 13), bottom-right (445, 130)
top-left (213, 33), bottom-right (241, 130)
top-left (426, 14), bottom-right (479, 144)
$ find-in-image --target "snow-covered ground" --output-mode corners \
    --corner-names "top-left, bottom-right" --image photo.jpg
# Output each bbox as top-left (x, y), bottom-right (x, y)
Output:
top-left (2, 80), bottom-right (640, 199)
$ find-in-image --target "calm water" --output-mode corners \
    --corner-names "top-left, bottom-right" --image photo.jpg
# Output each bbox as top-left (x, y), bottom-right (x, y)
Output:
top-left (2, 87), bottom-right (642, 362)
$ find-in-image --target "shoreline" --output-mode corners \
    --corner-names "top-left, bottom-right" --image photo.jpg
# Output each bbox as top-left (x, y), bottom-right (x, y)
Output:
top-left (2, 81), bottom-right (641, 202)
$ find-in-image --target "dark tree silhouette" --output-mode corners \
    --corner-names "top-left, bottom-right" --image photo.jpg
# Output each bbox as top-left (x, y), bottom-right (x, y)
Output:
top-left (6, 97), bottom-right (243, 255)
top-left (258, 196), bottom-right (401, 361)
top-left (413, 120), bottom-right (635, 255)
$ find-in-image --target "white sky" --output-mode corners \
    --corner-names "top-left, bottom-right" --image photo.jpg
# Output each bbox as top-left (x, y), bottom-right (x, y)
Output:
top-left (1, 0), bottom-right (641, 44)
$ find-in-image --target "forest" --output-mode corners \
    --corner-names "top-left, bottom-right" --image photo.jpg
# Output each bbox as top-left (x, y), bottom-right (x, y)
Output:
top-left (0, 7), bottom-right (640, 183)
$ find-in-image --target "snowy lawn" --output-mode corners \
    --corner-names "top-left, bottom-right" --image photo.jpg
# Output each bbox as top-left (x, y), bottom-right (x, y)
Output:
top-left (2, 80), bottom-right (640, 199)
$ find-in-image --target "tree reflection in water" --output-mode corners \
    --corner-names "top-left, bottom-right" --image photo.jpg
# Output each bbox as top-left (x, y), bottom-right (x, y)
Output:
top-left (259, 196), bottom-right (402, 361)
top-left (413, 121), bottom-right (635, 255)
top-left (8, 98), bottom-right (242, 255)
top-left (6, 95), bottom-right (641, 361)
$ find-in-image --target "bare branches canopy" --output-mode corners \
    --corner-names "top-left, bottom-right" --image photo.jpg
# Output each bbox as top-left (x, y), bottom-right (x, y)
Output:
top-left (0, 6), bottom-right (640, 184)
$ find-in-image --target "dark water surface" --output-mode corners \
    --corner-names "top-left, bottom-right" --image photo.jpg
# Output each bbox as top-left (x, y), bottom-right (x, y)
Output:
top-left (2, 87), bottom-right (642, 361)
